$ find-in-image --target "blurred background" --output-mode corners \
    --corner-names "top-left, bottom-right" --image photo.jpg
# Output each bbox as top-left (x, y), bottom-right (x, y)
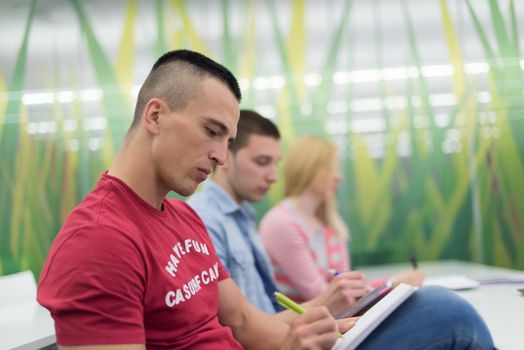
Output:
top-left (1, 0), bottom-right (523, 278)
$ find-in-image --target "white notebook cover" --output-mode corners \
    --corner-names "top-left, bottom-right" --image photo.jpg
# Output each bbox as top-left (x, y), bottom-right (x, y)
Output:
top-left (333, 283), bottom-right (416, 350)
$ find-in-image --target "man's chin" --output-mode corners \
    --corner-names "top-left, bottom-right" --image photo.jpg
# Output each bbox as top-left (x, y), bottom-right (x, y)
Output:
top-left (173, 184), bottom-right (199, 197)
top-left (248, 194), bottom-right (266, 203)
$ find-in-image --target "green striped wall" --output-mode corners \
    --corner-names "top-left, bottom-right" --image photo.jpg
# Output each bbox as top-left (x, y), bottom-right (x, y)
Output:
top-left (1, 0), bottom-right (523, 277)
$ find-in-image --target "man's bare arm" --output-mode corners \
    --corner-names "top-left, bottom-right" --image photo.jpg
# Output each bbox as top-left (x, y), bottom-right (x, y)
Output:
top-left (217, 278), bottom-right (338, 350)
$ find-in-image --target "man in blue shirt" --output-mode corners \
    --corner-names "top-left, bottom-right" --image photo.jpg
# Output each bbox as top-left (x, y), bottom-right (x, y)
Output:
top-left (188, 110), bottom-right (369, 319)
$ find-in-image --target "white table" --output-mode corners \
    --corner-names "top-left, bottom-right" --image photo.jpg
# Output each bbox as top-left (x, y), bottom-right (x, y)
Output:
top-left (0, 301), bottom-right (55, 350)
top-left (358, 260), bottom-right (524, 350)
top-left (2, 260), bottom-right (522, 349)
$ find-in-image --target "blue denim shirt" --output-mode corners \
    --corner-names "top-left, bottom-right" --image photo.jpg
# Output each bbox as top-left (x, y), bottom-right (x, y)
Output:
top-left (188, 180), bottom-right (277, 313)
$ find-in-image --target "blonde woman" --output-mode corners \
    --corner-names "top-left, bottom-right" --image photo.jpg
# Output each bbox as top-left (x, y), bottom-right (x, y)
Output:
top-left (260, 136), bottom-right (423, 302)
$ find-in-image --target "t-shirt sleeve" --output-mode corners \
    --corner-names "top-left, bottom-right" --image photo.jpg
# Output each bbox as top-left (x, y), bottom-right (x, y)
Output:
top-left (37, 226), bottom-right (146, 346)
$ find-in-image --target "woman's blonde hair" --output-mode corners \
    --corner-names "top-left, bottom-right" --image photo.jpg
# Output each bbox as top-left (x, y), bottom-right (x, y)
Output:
top-left (284, 136), bottom-right (349, 239)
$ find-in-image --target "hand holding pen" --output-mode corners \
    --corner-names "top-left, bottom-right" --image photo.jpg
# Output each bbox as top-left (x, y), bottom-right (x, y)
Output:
top-left (391, 256), bottom-right (425, 287)
top-left (306, 269), bottom-right (371, 316)
top-left (329, 269), bottom-right (374, 292)
top-left (275, 292), bottom-right (342, 348)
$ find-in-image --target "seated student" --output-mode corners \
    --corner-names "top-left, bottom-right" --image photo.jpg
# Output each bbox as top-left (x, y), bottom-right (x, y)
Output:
top-left (259, 136), bottom-right (422, 302)
top-left (190, 116), bottom-right (494, 349)
top-left (189, 110), bottom-right (370, 322)
top-left (37, 50), bottom-right (341, 350)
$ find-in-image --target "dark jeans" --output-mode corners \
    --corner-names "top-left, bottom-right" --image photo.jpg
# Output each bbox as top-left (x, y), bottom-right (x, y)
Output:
top-left (357, 286), bottom-right (494, 350)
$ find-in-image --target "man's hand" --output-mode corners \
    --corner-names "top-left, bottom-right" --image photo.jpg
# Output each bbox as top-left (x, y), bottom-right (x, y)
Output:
top-left (308, 271), bottom-right (368, 315)
top-left (280, 307), bottom-right (339, 350)
top-left (337, 317), bottom-right (360, 334)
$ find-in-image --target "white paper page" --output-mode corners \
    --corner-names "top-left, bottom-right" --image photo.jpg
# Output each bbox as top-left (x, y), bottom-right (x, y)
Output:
top-left (333, 283), bottom-right (416, 350)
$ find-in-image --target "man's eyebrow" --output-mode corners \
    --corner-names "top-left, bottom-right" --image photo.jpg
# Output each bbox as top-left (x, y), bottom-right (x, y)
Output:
top-left (204, 117), bottom-right (236, 143)
top-left (204, 117), bottom-right (228, 134)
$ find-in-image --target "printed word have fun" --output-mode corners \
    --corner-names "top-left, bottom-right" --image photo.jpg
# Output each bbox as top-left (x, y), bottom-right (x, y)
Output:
top-left (165, 239), bottom-right (210, 278)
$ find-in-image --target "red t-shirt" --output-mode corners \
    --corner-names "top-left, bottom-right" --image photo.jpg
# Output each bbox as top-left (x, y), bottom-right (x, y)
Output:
top-left (37, 173), bottom-right (243, 350)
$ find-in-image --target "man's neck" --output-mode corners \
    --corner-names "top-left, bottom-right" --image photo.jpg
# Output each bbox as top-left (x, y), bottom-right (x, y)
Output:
top-left (212, 171), bottom-right (245, 205)
top-left (108, 135), bottom-right (167, 210)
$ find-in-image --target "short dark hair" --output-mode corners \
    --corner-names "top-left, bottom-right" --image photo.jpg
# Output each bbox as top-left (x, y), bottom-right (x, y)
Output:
top-left (130, 49), bottom-right (241, 129)
top-left (230, 109), bottom-right (280, 153)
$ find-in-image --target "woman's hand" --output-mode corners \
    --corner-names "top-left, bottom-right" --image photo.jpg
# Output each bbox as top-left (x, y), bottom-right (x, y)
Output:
top-left (392, 269), bottom-right (425, 287)
top-left (310, 271), bottom-right (369, 315)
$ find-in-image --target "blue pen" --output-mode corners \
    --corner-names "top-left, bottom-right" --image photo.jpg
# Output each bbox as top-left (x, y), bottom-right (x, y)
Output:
top-left (328, 268), bottom-right (340, 276)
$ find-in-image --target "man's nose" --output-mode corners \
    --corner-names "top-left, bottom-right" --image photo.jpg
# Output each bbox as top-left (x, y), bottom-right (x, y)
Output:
top-left (210, 144), bottom-right (228, 166)
top-left (267, 166), bottom-right (279, 183)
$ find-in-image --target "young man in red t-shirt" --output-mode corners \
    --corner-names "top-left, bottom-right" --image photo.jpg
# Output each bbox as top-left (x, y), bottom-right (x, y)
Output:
top-left (37, 50), bottom-right (343, 349)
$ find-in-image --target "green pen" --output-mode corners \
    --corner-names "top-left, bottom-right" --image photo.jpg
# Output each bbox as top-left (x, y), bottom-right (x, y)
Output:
top-left (274, 292), bottom-right (344, 338)
top-left (274, 291), bottom-right (306, 314)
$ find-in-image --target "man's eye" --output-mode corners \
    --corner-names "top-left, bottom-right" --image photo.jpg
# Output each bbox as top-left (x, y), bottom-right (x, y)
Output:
top-left (206, 128), bottom-right (217, 137)
top-left (255, 158), bottom-right (270, 166)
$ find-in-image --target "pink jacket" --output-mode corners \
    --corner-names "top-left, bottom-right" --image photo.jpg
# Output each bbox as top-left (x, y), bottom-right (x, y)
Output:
top-left (259, 201), bottom-right (350, 302)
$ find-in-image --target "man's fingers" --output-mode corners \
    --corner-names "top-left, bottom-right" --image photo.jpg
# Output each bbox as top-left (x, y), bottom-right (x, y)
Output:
top-left (292, 306), bottom-right (332, 324)
top-left (289, 307), bottom-right (340, 349)
top-left (333, 279), bottom-right (369, 296)
top-left (299, 332), bottom-right (339, 350)
top-left (337, 317), bottom-right (360, 333)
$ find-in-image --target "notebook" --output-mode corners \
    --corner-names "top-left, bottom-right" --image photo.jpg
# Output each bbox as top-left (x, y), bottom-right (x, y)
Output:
top-left (423, 275), bottom-right (480, 290)
top-left (334, 281), bottom-right (392, 319)
top-left (332, 283), bottom-right (416, 350)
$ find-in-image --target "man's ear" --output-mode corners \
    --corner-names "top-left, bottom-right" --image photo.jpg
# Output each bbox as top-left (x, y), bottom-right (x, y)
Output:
top-left (142, 98), bottom-right (165, 135)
